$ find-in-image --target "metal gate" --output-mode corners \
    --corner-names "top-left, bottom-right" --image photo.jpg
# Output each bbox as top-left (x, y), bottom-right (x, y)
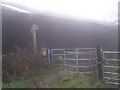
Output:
top-left (64, 48), bottom-right (97, 74)
top-left (103, 51), bottom-right (120, 85)
top-left (48, 48), bottom-right (67, 65)
top-left (48, 48), bottom-right (120, 86)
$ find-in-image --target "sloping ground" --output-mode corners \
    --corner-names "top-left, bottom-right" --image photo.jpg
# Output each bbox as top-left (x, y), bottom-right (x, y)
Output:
top-left (31, 73), bottom-right (59, 88)
top-left (3, 64), bottom-right (117, 88)
top-left (30, 65), bottom-right (117, 88)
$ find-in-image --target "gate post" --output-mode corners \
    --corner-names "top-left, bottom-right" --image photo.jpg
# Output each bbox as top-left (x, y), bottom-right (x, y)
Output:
top-left (64, 51), bottom-right (66, 65)
top-left (31, 24), bottom-right (39, 58)
top-left (76, 48), bottom-right (79, 72)
top-left (48, 49), bottom-right (51, 63)
top-left (96, 45), bottom-right (104, 81)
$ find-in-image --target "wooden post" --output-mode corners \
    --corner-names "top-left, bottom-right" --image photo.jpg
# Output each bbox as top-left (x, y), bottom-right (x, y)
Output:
top-left (96, 45), bottom-right (104, 81)
top-left (76, 48), bottom-right (79, 72)
top-left (64, 51), bottom-right (66, 65)
top-left (31, 24), bottom-right (39, 57)
top-left (63, 50), bottom-right (67, 71)
top-left (48, 49), bottom-right (50, 63)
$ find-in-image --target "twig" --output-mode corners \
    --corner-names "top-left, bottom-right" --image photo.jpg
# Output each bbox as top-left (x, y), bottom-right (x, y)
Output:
top-left (18, 56), bottom-right (39, 88)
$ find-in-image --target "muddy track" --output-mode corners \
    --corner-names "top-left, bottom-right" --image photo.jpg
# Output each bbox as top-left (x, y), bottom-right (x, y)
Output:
top-left (31, 74), bottom-right (59, 88)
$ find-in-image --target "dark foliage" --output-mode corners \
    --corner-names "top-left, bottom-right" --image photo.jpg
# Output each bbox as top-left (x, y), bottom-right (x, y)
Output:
top-left (2, 48), bottom-right (49, 83)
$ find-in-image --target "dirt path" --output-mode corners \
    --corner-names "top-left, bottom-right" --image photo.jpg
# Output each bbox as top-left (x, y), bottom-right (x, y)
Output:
top-left (31, 73), bottom-right (59, 88)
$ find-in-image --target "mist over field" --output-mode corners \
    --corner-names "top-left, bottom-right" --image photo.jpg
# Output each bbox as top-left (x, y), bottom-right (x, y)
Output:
top-left (1, 1), bottom-right (120, 88)
top-left (2, 7), bottom-right (118, 53)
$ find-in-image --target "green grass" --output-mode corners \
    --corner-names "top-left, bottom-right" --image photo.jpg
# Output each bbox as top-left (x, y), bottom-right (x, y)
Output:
top-left (2, 70), bottom-right (43, 88)
top-left (3, 64), bottom-right (115, 88)
top-left (2, 64), bottom-right (61, 88)
top-left (3, 77), bottom-right (30, 88)
top-left (49, 70), bottom-right (114, 88)
top-left (50, 70), bottom-right (93, 88)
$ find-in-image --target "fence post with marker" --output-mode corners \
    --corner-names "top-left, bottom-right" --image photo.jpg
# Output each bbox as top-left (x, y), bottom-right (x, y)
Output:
top-left (96, 45), bottom-right (104, 81)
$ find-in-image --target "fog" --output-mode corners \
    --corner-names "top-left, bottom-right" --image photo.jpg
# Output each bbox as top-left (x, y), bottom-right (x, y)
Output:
top-left (2, 7), bottom-right (118, 53)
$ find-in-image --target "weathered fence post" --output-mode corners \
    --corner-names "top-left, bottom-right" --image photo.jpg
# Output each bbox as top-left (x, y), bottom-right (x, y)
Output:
top-left (31, 24), bottom-right (39, 58)
top-left (48, 49), bottom-right (51, 63)
top-left (64, 51), bottom-right (66, 65)
top-left (96, 45), bottom-right (104, 81)
top-left (64, 50), bottom-right (67, 70)
top-left (50, 49), bottom-right (52, 62)
top-left (76, 48), bottom-right (79, 72)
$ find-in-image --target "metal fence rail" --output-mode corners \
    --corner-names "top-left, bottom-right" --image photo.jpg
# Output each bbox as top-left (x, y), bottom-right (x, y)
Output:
top-left (48, 48), bottom-right (97, 64)
top-left (64, 48), bottom-right (97, 73)
top-left (47, 48), bottom-right (120, 86)
top-left (103, 51), bottom-right (120, 85)
top-left (48, 48), bottom-right (69, 65)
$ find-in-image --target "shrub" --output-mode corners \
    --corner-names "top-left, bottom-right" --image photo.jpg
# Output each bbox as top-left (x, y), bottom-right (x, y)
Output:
top-left (2, 47), bottom-right (49, 83)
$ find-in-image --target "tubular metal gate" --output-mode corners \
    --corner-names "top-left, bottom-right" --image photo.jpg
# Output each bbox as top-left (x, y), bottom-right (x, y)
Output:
top-left (48, 48), bottom-right (120, 86)
top-left (48, 48), bottom-right (97, 73)
top-left (103, 51), bottom-right (120, 86)
top-left (48, 48), bottom-right (67, 65)
top-left (64, 48), bottom-right (97, 74)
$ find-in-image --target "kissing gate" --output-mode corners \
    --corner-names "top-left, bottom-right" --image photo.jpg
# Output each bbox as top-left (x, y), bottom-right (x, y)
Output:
top-left (48, 47), bottom-right (120, 86)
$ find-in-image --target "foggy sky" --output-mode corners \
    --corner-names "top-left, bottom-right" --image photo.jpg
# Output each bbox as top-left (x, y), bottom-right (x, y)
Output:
top-left (2, 7), bottom-right (118, 53)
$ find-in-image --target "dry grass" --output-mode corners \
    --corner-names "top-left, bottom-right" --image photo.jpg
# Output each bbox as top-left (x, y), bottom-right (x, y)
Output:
top-left (2, 47), bottom-right (49, 83)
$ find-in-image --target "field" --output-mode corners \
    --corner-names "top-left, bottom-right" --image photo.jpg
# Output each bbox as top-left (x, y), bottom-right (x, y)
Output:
top-left (2, 48), bottom-right (119, 88)
top-left (3, 64), bottom-right (116, 88)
